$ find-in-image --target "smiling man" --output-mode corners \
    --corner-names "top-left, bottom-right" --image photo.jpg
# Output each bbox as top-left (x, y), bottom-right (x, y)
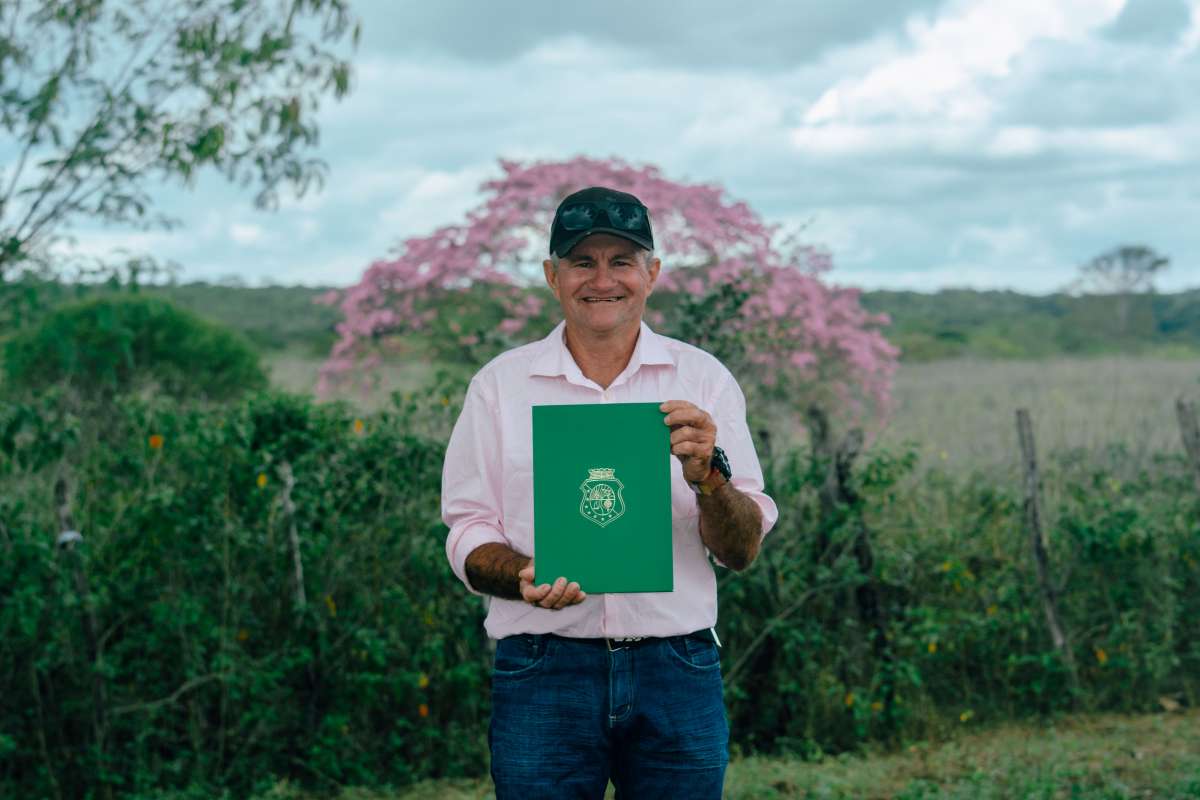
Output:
top-left (441, 186), bottom-right (778, 799)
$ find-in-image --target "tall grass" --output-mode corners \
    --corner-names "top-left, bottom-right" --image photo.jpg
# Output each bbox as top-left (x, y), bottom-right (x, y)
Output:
top-left (878, 356), bottom-right (1200, 473)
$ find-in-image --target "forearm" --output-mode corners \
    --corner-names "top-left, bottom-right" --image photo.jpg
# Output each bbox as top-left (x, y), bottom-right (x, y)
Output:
top-left (697, 482), bottom-right (763, 571)
top-left (464, 542), bottom-right (531, 600)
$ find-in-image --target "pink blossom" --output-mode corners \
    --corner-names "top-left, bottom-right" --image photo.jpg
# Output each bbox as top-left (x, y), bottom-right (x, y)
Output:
top-left (317, 156), bottom-right (897, 429)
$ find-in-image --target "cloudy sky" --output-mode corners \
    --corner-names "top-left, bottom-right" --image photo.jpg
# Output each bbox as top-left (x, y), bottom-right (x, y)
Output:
top-left (59, 0), bottom-right (1200, 292)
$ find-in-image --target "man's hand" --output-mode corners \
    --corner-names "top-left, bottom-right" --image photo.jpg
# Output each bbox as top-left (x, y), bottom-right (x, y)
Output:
top-left (660, 400), bottom-right (717, 483)
top-left (519, 560), bottom-right (587, 610)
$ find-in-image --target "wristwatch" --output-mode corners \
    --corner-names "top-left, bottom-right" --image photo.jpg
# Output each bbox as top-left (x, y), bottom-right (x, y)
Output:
top-left (690, 446), bottom-right (732, 496)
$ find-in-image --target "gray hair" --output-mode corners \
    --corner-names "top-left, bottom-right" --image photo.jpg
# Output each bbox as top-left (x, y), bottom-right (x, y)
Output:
top-left (550, 247), bottom-right (656, 270)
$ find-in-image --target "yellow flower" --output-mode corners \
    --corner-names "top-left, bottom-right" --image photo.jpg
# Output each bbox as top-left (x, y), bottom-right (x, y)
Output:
top-left (353, 418), bottom-right (365, 435)
top-left (423, 611), bottom-right (435, 627)
top-left (418, 703), bottom-right (429, 718)
top-left (844, 692), bottom-right (855, 708)
top-left (418, 673), bottom-right (430, 689)
top-left (960, 709), bottom-right (974, 723)
top-left (986, 604), bottom-right (998, 616)
top-left (440, 396), bottom-right (450, 407)
top-left (256, 472), bottom-right (268, 488)
top-left (953, 581), bottom-right (963, 592)
top-left (928, 641), bottom-right (938, 654)
top-left (324, 594), bottom-right (337, 618)
top-left (148, 434), bottom-right (164, 450)
top-left (236, 628), bottom-right (249, 642)
top-left (1095, 647), bottom-right (1108, 665)
top-left (940, 561), bottom-right (952, 572)
top-left (870, 701), bottom-right (883, 713)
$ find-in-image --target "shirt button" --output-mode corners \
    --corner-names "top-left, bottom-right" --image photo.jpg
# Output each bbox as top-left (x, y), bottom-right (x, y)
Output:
top-left (602, 391), bottom-right (610, 402)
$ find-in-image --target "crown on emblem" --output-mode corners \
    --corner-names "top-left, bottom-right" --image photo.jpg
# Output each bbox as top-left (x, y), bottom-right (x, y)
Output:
top-left (587, 467), bottom-right (615, 480)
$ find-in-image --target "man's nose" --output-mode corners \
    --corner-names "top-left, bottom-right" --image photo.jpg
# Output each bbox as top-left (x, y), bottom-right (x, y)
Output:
top-left (589, 262), bottom-right (618, 287)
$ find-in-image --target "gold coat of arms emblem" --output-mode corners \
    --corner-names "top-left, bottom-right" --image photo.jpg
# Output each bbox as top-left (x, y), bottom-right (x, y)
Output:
top-left (579, 467), bottom-right (626, 527)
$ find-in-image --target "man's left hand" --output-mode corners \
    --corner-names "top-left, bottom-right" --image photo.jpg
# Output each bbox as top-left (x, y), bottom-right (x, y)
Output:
top-left (660, 400), bottom-right (717, 483)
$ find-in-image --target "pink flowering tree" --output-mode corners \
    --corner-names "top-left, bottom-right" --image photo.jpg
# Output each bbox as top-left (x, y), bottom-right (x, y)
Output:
top-left (317, 156), bottom-right (898, 429)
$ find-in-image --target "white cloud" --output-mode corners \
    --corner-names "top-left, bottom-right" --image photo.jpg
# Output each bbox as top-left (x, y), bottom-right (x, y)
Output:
top-left (1177, 0), bottom-right (1200, 55)
top-left (48, 229), bottom-right (178, 262)
top-left (297, 218), bottom-right (321, 241)
top-left (375, 164), bottom-right (496, 240)
top-left (229, 222), bottom-right (267, 245)
top-left (803, 0), bottom-right (1126, 127)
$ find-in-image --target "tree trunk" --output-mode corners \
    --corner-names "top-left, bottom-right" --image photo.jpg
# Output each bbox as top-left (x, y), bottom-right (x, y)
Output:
top-left (1175, 397), bottom-right (1200, 494)
top-left (806, 406), bottom-right (899, 731)
top-left (1015, 409), bottom-right (1080, 701)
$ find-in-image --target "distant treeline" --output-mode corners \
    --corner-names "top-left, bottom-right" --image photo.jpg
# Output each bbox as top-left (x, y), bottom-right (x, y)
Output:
top-left (861, 288), bottom-right (1200, 361)
top-left (4, 279), bottom-right (1199, 362)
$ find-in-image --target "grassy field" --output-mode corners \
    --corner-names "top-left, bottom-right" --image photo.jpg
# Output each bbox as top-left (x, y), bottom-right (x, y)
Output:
top-left (248, 710), bottom-right (1200, 799)
top-left (267, 349), bottom-right (1200, 472)
top-left (877, 355), bottom-right (1200, 473)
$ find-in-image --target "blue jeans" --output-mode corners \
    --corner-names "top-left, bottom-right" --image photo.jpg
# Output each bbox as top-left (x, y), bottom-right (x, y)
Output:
top-left (488, 632), bottom-right (728, 799)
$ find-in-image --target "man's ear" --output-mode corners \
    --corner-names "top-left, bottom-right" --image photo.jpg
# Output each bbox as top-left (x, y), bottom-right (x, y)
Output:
top-left (543, 259), bottom-right (560, 300)
top-left (645, 257), bottom-right (662, 295)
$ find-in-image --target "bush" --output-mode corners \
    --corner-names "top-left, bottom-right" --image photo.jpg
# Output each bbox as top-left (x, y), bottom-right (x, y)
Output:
top-left (0, 388), bottom-right (480, 798)
top-left (2, 294), bottom-right (267, 402)
top-left (0, 387), bottom-right (1196, 797)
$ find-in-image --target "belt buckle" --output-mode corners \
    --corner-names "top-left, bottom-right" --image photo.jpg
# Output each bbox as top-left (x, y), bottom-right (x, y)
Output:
top-left (606, 636), bottom-right (646, 651)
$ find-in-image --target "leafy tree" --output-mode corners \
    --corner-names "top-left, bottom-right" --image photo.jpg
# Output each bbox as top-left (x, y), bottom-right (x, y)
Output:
top-left (1074, 245), bottom-right (1170, 294)
top-left (1070, 245), bottom-right (1170, 337)
top-left (0, 0), bottom-right (359, 281)
top-left (2, 293), bottom-right (268, 401)
top-left (317, 156), bottom-right (898, 428)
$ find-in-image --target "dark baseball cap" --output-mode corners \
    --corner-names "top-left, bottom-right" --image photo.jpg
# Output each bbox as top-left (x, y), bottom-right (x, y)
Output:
top-left (549, 186), bottom-right (655, 258)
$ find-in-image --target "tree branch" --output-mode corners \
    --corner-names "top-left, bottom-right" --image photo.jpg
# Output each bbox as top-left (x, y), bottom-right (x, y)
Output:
top-left (110, 672), bottom-right (228, 716)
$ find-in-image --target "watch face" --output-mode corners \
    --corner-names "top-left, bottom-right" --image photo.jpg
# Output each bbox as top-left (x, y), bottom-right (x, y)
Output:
top-left (712, 446), bottom-right (732, 480)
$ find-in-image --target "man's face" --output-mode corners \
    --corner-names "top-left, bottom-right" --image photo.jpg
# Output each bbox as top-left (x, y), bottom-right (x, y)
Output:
top-left (543, 233), bottom-right (661, 338)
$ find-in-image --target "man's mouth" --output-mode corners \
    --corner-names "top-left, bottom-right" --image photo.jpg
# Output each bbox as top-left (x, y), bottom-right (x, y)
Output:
top-left (582, 296), bottom-right (624, 303)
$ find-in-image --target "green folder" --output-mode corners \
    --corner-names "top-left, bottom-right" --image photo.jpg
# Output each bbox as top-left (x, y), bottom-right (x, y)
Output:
top-left (532, 402), bottom-right (673, 593)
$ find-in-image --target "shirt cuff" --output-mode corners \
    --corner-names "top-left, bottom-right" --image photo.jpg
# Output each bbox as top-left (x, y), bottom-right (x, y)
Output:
top-left (448, 523), bottom-right (511, 596)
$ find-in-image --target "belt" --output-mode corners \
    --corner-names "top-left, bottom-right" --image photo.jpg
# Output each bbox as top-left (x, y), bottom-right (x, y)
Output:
top-left (543, 628), bottom-right (716, 652)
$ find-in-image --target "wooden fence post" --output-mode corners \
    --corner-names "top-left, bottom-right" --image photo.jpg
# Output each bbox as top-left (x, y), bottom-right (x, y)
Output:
top-left (277, 461), bottom-right (307, 614)
top-left (1015, 409), bottom-right (1080, 700)
top-left (1175, 397), bottom-right (1200, 494)
top-left (54, 475), bottom-right (112, 800)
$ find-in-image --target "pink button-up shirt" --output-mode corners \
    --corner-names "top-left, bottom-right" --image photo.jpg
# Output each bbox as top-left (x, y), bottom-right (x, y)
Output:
top-left (441, 320), bottom-right (778, 639)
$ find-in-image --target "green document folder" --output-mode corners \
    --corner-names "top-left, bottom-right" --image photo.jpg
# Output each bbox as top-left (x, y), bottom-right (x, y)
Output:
top-left (532, 402), bottom-right (673, 593)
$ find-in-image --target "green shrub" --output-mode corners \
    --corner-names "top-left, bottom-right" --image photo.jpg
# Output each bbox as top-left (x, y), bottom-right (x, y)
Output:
top-left (2, 294), bottom-right (267, 402)
top-left (0, 387), bottom-right (1196, 798)
top-left (0, 388), bottom-right (478, 798)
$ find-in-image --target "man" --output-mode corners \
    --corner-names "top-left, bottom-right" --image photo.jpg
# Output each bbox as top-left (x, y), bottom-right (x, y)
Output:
top-left (442, 186), bottom-right (777, 799)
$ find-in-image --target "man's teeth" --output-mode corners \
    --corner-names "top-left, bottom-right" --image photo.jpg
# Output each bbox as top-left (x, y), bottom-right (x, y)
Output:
top-left (584, 297), bottom-right (622, 302)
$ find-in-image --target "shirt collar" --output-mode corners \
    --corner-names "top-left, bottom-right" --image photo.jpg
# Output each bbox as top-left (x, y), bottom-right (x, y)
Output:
top-left (528, 320), bottom-right (675, 382)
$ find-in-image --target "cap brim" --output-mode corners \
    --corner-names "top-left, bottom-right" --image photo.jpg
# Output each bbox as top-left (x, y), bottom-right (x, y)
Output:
top-left (554, 228), bottom-right (654, 258)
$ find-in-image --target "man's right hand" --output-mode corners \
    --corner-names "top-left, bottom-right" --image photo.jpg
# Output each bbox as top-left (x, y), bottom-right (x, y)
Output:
top-left (520, 560), bottom-right (587, 610)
